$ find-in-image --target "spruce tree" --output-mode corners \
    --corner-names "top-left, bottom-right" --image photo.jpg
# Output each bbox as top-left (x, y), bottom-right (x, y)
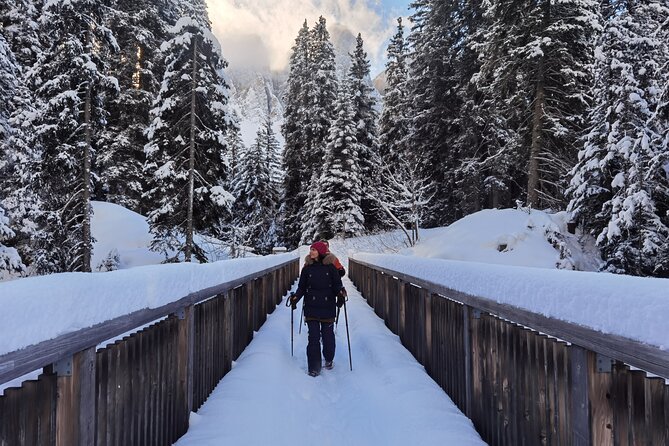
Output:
top-left (280, 20), bottom-right (311, 248)
top-left (347, 33), bottom-right (381, 230)
top-left (568, 1), bottom-right (669, 277)
top-left (27, 0), bottom-right (119, 273)
top-left (144, 16), bottom-right (233, 263)
top-left (378, 18), bottom-right (410, 169)
top-left (302, 89), bottom-right (364, 242)
top-left (306, 16), bottom-right (338, 173)
top-left (0, 33), bottom-right (26, 278)
top-left (232, 118), bottom-right (279, 255)
top-left (0, 32), bottom-right (41, 270)
top-left (474, 0), bottom-right (599, 210)
top-left (97, 0), bottom-right (170, 213)
top-left (0, 0), bottom-right (43, 69)
top-left (0, 204), bottom-right (24, 279)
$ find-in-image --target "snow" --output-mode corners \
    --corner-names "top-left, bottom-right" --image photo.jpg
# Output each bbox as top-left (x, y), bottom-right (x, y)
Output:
top-left (2, 203), bottom-right (668, 445)
top-left (174, 275), bottom-right (485, 446)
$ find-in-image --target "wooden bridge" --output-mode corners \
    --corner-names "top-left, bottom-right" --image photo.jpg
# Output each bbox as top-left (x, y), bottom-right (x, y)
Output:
top-left (1, 256), bottom-right (668, 445)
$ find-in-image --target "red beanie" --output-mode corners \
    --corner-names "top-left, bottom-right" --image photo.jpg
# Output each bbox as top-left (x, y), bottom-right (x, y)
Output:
top-left (310, 241), bottom-right (328, 256)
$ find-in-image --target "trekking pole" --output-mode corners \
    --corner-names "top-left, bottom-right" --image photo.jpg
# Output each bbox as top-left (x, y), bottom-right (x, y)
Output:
top-left (298, 303), bottom-right (304, 334)
top-left (285, 294), bottom-right (294, 356)
top-left (343, 301), bottom-right (352, 371)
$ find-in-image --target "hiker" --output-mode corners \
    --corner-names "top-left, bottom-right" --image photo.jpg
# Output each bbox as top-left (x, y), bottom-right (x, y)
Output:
top-left (303, 239), bottom-right (346, 277)
top-left (289, 241), bottom-right (347, 376)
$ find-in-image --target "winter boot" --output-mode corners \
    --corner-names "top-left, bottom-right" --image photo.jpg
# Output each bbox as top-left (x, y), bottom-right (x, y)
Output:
top-left (308, 369), bottom-right (320, 377)
top-left (324, 360), bottom-right (333, 370)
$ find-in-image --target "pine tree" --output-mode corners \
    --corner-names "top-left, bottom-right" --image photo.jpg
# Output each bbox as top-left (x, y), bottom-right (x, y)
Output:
top-left (232, 118), bottom-right (279, 255)
top-left (568, 1), bottom-right (669, 277)
top-left (378, 18), bottom-right (410, 169)
top-left (347, 33), bottom-right (381, 230)
top-left (306, 16), bottom-right (338, 173)
top-left (407, 0), bottom-right (469, 225)
top-left (144, 16), bottom-right (233, 263)
top-left (97, 0), bottom-right (170, 213)
top-left (473, 0), bottom-right (599, 210)
top-left (0, 33), bottom-right (27, 279)
top-left (0, 204), bottom-right (25, 279)
top-left (280, 20), bottom-right (311, 248)
top-left (302, 89), bottom-right (364, 242)
top-left (27, 0), bottom-right (119, 273)
top-left (0, 0), bottom-right (43, 69)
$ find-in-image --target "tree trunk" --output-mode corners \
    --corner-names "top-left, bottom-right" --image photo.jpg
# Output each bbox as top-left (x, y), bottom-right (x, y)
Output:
top-left (185, 36), bottom-right (198, 262)
top-left (81, 81), bottom-right (92, 272)
top-left (527, 75), bottom-right (544, 208)
top-left (527, 3), bottom-right (550, 208)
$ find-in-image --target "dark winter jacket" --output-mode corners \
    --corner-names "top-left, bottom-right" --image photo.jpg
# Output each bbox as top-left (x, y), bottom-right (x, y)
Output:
top-left (294, 258), bottom-right (344, 321)
top-left (303, 252), bottom-right (346, 277)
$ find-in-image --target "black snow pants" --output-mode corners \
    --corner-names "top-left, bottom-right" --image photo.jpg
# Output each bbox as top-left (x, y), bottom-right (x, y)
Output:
top-left (306, 320), bottom-right (335, 373)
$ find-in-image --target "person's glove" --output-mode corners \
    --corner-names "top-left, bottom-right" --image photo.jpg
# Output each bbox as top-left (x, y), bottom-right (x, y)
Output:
top-left (336, 289), bottom-right (347, 308)
top-left (289, 293), bottom-right (298, 310)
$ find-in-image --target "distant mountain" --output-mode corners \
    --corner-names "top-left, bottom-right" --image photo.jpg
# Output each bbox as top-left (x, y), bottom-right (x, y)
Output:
top-left (373, 71), bottom-right (387, 96)
top-left (226, 25), bottom-right (383, 149)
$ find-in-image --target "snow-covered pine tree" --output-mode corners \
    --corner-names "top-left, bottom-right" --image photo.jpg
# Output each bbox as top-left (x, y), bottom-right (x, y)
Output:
top-left (26, 0), bottom-right (119, 273)
top-left (225, 111), bottom-right (245, 190)
top-left (144, 16), bottom-right (233, 263)
top-left (0, 204), bottom-right (25, 280)
top-left (377, 17), bottom-right (412, 228)
top-left (232, 119), bottom-right (279, 255)
top-left (302, 88), bottom-right (364, 242)
top-left (347, 33), bottom-right (381, 230)
top-left (568, 1), bottom-right (669, 277)
top-left (0, 33), bottom-right (27, 279)
top-left (407, 0), bottom-right (472, 225)
top-left (473, 0), bottom-right (599, 210)
top-left (306, 16), bottom-right (338, 174)
top-left (260, 115), bottom-right (283, 190)
top-left (0, 33), bottom-right (42, 271)
top-left (97, 0), bottom-right (172, 213)
top-left (0, 0), bottom-right (43, 69)
top-left (280, 20), bottom-right (311, 248)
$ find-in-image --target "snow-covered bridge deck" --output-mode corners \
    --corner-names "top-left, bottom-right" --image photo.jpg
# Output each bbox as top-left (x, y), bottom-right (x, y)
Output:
top-left (175, 277), bottom-right (486, 446)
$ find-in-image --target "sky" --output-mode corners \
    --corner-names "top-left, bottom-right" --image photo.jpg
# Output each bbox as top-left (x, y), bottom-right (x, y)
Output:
top-left (205, 0), bottom-right (412, 76)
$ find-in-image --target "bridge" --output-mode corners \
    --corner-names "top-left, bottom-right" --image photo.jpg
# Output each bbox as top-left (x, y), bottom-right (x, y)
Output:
top-left (1, 255), bottom-right (668, 445)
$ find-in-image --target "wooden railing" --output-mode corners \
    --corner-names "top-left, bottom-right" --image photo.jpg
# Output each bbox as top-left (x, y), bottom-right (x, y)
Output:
top-left (0, 258), bottom-right (299, 446)
top-left (349, 258), bottom-right (669, 446)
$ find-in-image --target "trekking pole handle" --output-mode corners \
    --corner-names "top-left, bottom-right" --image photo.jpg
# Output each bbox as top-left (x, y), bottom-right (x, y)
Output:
top-left (286, 292), bottom-right (295, 307)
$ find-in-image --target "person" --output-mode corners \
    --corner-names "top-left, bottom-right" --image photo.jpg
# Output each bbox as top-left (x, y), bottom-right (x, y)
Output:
top-left (290, 241), bottom-right (347, 376)
top-left (303, 239), bottom-right (346, 277)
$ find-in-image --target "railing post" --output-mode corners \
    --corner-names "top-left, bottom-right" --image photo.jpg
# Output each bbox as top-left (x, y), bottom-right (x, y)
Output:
top-left (570, 345), bottom-right (591, 445)
top-left (177, 305), bottom-right (194, 434)
top-left (463, 305), bottom-right (473, 418)
top-left (55, 347), bottom-right (95, 446)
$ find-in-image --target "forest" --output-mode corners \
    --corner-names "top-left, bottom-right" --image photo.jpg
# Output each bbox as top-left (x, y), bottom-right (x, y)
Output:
top-left (1, 0), bottom-right (668, 278)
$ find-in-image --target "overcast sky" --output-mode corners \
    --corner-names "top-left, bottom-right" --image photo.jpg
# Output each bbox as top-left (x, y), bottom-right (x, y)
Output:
top-left (205, 0), bottom-right (411, 77)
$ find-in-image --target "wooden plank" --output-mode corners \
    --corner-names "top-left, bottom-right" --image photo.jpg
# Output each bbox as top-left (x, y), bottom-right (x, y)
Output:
top-left (177, 305), bottom-right (194, 434)
top-left (630, 371), bottom-right (647, 445)
top-left (555, 342), bottom-right (569, 446)
top-left (536, 335), bottom-right (548, 446)
top-left (545, 339), bottom-right (558, 446)
top-left (589, 351), bottom-right (613, 446)
top-left (22, 379), bottom-right (38, 446)
top-left (0, 258), bottom-right (299, 384)
top-left (54, 347), bottom-right (95, 446)
top-left (570, 345), bottom-right (590, 446)
top-left (348, 259), bottom-right (669, 379)
top-left (612, 361), bottom-right (630, 446)
top-left (647, 378), bottom-right (666, 446)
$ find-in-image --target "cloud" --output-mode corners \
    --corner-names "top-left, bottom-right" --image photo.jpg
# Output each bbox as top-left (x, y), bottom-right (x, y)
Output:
top-left (205, 0), bottom-right (404, 76)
